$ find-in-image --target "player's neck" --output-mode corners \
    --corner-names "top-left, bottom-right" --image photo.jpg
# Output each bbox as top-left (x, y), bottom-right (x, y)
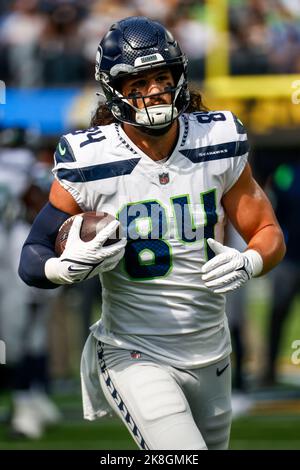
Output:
top-left (123, 121), bottom-right (179, 162)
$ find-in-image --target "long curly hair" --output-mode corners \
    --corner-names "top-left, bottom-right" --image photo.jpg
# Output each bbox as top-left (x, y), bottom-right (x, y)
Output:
top-left (90, 89), bottom-right (208, 127)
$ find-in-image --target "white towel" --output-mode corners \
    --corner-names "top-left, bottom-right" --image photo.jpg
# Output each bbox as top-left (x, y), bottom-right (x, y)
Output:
top-left (80, 331), bottom-right (112, 420)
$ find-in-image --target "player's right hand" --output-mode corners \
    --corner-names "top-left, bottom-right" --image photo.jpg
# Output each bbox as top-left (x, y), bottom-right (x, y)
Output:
top-left (44, 215), bottom-right (126, 284)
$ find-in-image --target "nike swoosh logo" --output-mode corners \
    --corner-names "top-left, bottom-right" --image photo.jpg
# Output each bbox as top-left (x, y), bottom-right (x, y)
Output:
top-left (216, 363), bottom-right (229, 376)
top-left (236, 265), bottom-right (251, 279)
top-left (68, 266), bottom-right (84, 273)
top-left (59, 142), bottom-right (66, 156)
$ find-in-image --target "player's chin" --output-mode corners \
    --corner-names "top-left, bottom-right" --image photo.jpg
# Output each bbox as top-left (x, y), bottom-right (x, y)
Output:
top-left (139, 123), bottom-right (173, 136)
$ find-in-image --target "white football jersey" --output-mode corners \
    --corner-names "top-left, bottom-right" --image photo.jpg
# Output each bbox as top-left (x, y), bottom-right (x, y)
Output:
top-left (53, 111), bottom-right (248, 368)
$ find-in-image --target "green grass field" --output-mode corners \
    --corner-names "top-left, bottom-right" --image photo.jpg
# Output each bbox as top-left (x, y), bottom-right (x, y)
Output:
top-left (1, 406), bottom-right (300, 450)
top-left (230, 416), bottom-right (300, 450)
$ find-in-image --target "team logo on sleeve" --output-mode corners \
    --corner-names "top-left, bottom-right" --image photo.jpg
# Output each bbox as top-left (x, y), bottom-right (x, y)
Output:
top-left (58, 142), bottom-right (66, 156)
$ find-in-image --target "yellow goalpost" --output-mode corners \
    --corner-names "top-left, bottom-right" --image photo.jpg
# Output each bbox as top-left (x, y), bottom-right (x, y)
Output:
top-left (203, 0), bottom-right (300, 134)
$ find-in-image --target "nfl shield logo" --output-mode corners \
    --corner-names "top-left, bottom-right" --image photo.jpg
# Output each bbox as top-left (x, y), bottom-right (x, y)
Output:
top-left (131, 351), bottom-right (141, 359)
top-left (159, 172), bottom-right (169, 185)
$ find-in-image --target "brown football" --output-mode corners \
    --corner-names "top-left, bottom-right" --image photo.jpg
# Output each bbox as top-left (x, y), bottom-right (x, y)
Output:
top-left (55, 211), bottom-right (120, 256)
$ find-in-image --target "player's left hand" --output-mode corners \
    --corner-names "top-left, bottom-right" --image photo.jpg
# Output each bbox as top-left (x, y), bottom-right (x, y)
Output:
top-left (201, 238), bottom-right (263, 294)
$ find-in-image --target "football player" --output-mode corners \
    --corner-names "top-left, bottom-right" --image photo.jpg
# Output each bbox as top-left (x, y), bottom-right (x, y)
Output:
top-left (19, 17), bottom-right (285, 450)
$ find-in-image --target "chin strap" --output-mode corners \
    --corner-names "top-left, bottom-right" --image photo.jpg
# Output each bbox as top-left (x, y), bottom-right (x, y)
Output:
top-left (135, 104), bottom-right (178, 128)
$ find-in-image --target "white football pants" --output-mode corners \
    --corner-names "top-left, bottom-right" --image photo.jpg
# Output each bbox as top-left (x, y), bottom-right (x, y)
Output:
top-left (97, 342), bottom-right (232, 450)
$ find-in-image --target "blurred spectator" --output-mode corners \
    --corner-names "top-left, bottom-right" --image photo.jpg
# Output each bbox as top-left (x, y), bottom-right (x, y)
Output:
top-left (0, 131), bottom-right (61, 438)
top-left (2, 0), bottom-right (300, 88)
top-left (132, 0), bottom-right (179, 22)
top-left (0, 0), bottom-right (46, 87)
top-left (171, 1), bottom-right (214, 81)
top-left (262, 161), bottom-right (300, 386)
top-left (229, 1), bottom-right (271, 74)
top-left (229, 0), bottom-right (300, 75)
top-left (226, 223), bottom-right (248, 392)
top-left (268, 3), bottom-right (300, 73)
top-left (78, 0), bottom-right (137, 74)
top-left (38, 1), bottom-right (88, 85)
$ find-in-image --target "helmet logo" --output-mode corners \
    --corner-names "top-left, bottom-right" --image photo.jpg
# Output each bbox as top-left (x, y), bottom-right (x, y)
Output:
top-left (134, 53), bottom-right (164, 67)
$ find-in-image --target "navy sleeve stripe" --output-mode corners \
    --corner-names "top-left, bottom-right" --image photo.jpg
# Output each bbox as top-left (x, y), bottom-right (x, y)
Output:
top-left (57, 158), bottom-right (141, 183)
top-left (179, 140), bottom-right (248, 163)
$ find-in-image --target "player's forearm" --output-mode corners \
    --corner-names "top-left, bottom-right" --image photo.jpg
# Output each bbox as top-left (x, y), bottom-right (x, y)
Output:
top-left (246, 223), bottom-right (286, 275)
top-left (18, 202), bottom-right (71, 289)
top-left (19, 243), bottom-right (58, 289)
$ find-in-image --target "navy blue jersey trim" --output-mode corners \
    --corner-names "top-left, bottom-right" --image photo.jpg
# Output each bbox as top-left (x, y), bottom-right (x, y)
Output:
top-left (179, 140), bottom-right (249, 163)
top-left (97, 342), bottom-right (149, 450)
top-left (180, 114), bottom-right (189, 147)
top-left (115, 123), bottom-right (138, 156)
top-left (236, 139), bottom-right (249, 156)
top-left (232, 113), bottom-right (247, 135)
top-left (57, 158), bottom-right (141, 183)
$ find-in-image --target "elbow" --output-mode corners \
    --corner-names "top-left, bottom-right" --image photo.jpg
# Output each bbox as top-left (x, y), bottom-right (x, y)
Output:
top-left (271, 226), bottom-right (286, 269)
top-left (18, 261), bottom-right (34, 287)
top-left (18, 245), bottom-right (37, 287)
top-left (257, 225), bottom-right (286, 275)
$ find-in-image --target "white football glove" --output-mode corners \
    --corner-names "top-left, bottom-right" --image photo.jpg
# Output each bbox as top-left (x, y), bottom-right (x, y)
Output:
top-left (45, 215), bottom-right (126, 285)
top-left (202, 238), bottom-right (263, 294)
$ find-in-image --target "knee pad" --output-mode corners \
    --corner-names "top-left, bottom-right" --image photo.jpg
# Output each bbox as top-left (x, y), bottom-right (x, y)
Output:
top-left (126, 364), bottom-right (187, 422)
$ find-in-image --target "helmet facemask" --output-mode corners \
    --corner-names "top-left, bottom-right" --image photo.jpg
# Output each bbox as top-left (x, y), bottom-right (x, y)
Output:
top-left (99, 63), bottom-right (189, 134)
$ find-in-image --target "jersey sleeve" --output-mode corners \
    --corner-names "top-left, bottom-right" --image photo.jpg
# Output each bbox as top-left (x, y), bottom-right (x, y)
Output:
top-left (52, 128), bottom-right (106, 211)
top-left (223, 113), bottom-right (249, 194)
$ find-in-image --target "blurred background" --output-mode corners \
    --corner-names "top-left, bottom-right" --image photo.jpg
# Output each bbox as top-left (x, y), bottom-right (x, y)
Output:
top-left (0, 0), bottom-right (300, 450)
